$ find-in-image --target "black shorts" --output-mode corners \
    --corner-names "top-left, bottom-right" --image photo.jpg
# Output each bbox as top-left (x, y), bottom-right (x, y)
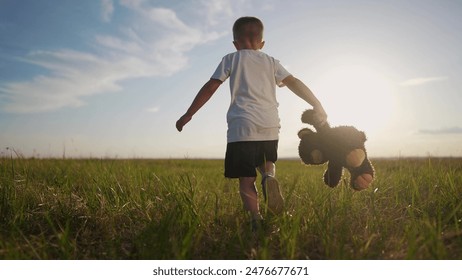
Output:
top-left (224, 140), bottom-right (278, 178)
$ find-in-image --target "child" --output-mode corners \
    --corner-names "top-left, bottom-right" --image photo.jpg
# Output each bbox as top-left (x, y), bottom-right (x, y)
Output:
top-left (176, 16), bottom-right (327, 229)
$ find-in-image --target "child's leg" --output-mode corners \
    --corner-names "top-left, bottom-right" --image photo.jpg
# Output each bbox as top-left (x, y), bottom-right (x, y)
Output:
top-left (258, 161), bottom-right (276, 177)
top-left (258, 161), bottom-right (284, 214)
top-left (239, 176), bottom-right (262, 220)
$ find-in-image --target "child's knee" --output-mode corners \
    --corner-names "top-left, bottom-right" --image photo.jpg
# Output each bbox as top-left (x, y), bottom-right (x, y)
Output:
top-left (258, 161), bottom-right (276, 176)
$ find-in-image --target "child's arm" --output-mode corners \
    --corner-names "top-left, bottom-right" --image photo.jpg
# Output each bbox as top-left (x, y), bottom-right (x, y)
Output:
top-left (176, 78), bottom-right (223, 132)
top-left (282, 75), bottom-right (327, 125)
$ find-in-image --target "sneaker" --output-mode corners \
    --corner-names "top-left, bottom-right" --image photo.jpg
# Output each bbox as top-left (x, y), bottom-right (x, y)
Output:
top-left (262, 175), bottom-right (284, 215)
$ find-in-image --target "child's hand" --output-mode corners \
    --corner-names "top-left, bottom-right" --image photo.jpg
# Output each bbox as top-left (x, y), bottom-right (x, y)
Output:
top-left (313, 106), bottom-right (328, 127)
top-left (176, 114), bottom-right (192, 132)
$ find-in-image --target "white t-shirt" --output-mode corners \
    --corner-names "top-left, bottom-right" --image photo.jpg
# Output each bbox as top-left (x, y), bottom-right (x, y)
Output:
top-left (211, 49), bottom-right (291, 143)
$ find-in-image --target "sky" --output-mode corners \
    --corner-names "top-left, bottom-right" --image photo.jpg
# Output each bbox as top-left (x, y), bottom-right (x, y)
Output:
top-left (1, 0), bottom-right (461, 159)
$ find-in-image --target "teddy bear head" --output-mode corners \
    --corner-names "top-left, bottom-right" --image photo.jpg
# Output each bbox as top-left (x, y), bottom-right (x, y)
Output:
top-left (298, 128), bottom-right (328, 165)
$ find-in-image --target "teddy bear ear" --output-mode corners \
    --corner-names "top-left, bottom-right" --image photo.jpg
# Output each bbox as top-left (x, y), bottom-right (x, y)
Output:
top-left (298, 128), bottom-right (314, 139)
top-left (360, 131), bottom-right (367, 142)
top-left (311, 150), bottom-right (324, 164)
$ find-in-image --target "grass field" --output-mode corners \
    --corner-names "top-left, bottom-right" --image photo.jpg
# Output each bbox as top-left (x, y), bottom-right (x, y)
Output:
top-left (1, 156), bottom-right (461, 259)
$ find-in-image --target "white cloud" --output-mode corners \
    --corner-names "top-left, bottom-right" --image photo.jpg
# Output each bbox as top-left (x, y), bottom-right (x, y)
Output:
top-left (101, 0), bottom-right (114, 22)
top-left (399, 76), bottom-right (448, 86)
top-left (95, 35), bottom-right (143, 54)
top-left (200, 0), bottom-right (234, 26)
top-left (0, 2), bottom-right (229, 113)
top-left (146, 106), bottom-right (160, 113)
top-left (119, 0), bottom-right (144, 9)
top-left (2, 49), bottom-right (137, 112)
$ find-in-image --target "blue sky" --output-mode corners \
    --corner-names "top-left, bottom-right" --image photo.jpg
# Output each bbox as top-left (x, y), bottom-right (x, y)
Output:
top-left (1, 0), bottom-right (461, 158)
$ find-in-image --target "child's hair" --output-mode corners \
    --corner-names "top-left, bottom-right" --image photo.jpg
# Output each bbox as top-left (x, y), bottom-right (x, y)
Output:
top-left (232, 16), bottom-right (264, 41)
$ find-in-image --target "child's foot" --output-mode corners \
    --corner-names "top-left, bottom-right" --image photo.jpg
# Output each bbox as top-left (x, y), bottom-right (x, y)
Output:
top-left (249, 212), bottom-right (264, 232)
top-left (262, 175), bottom-right (284, 215)
top-left (251, 218), bottom-right (265, 232)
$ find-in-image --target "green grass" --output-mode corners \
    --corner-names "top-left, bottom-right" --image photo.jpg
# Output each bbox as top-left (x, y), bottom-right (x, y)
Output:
top-left (1, 156), bottom-right (461, 259)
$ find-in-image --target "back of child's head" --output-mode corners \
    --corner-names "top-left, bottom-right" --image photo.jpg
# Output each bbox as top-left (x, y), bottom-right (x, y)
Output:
top-left (232, 16), bottom-right (264, 42)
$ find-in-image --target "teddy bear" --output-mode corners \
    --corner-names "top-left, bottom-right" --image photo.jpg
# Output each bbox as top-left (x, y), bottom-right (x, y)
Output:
top-left (298, 109), bottom-right (375, 191)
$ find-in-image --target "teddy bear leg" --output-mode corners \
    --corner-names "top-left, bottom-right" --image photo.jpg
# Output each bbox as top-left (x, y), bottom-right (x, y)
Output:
top-left (348, 158), bottom-right (375, 191)
top-left (323, 161), bottom-right (343, 188)
top-left (346, 149), bottom-right (366, 168)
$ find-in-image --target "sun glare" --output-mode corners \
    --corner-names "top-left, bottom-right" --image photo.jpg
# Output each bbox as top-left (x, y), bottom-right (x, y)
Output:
top-left (317, 64), bottom-right (395, 135)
